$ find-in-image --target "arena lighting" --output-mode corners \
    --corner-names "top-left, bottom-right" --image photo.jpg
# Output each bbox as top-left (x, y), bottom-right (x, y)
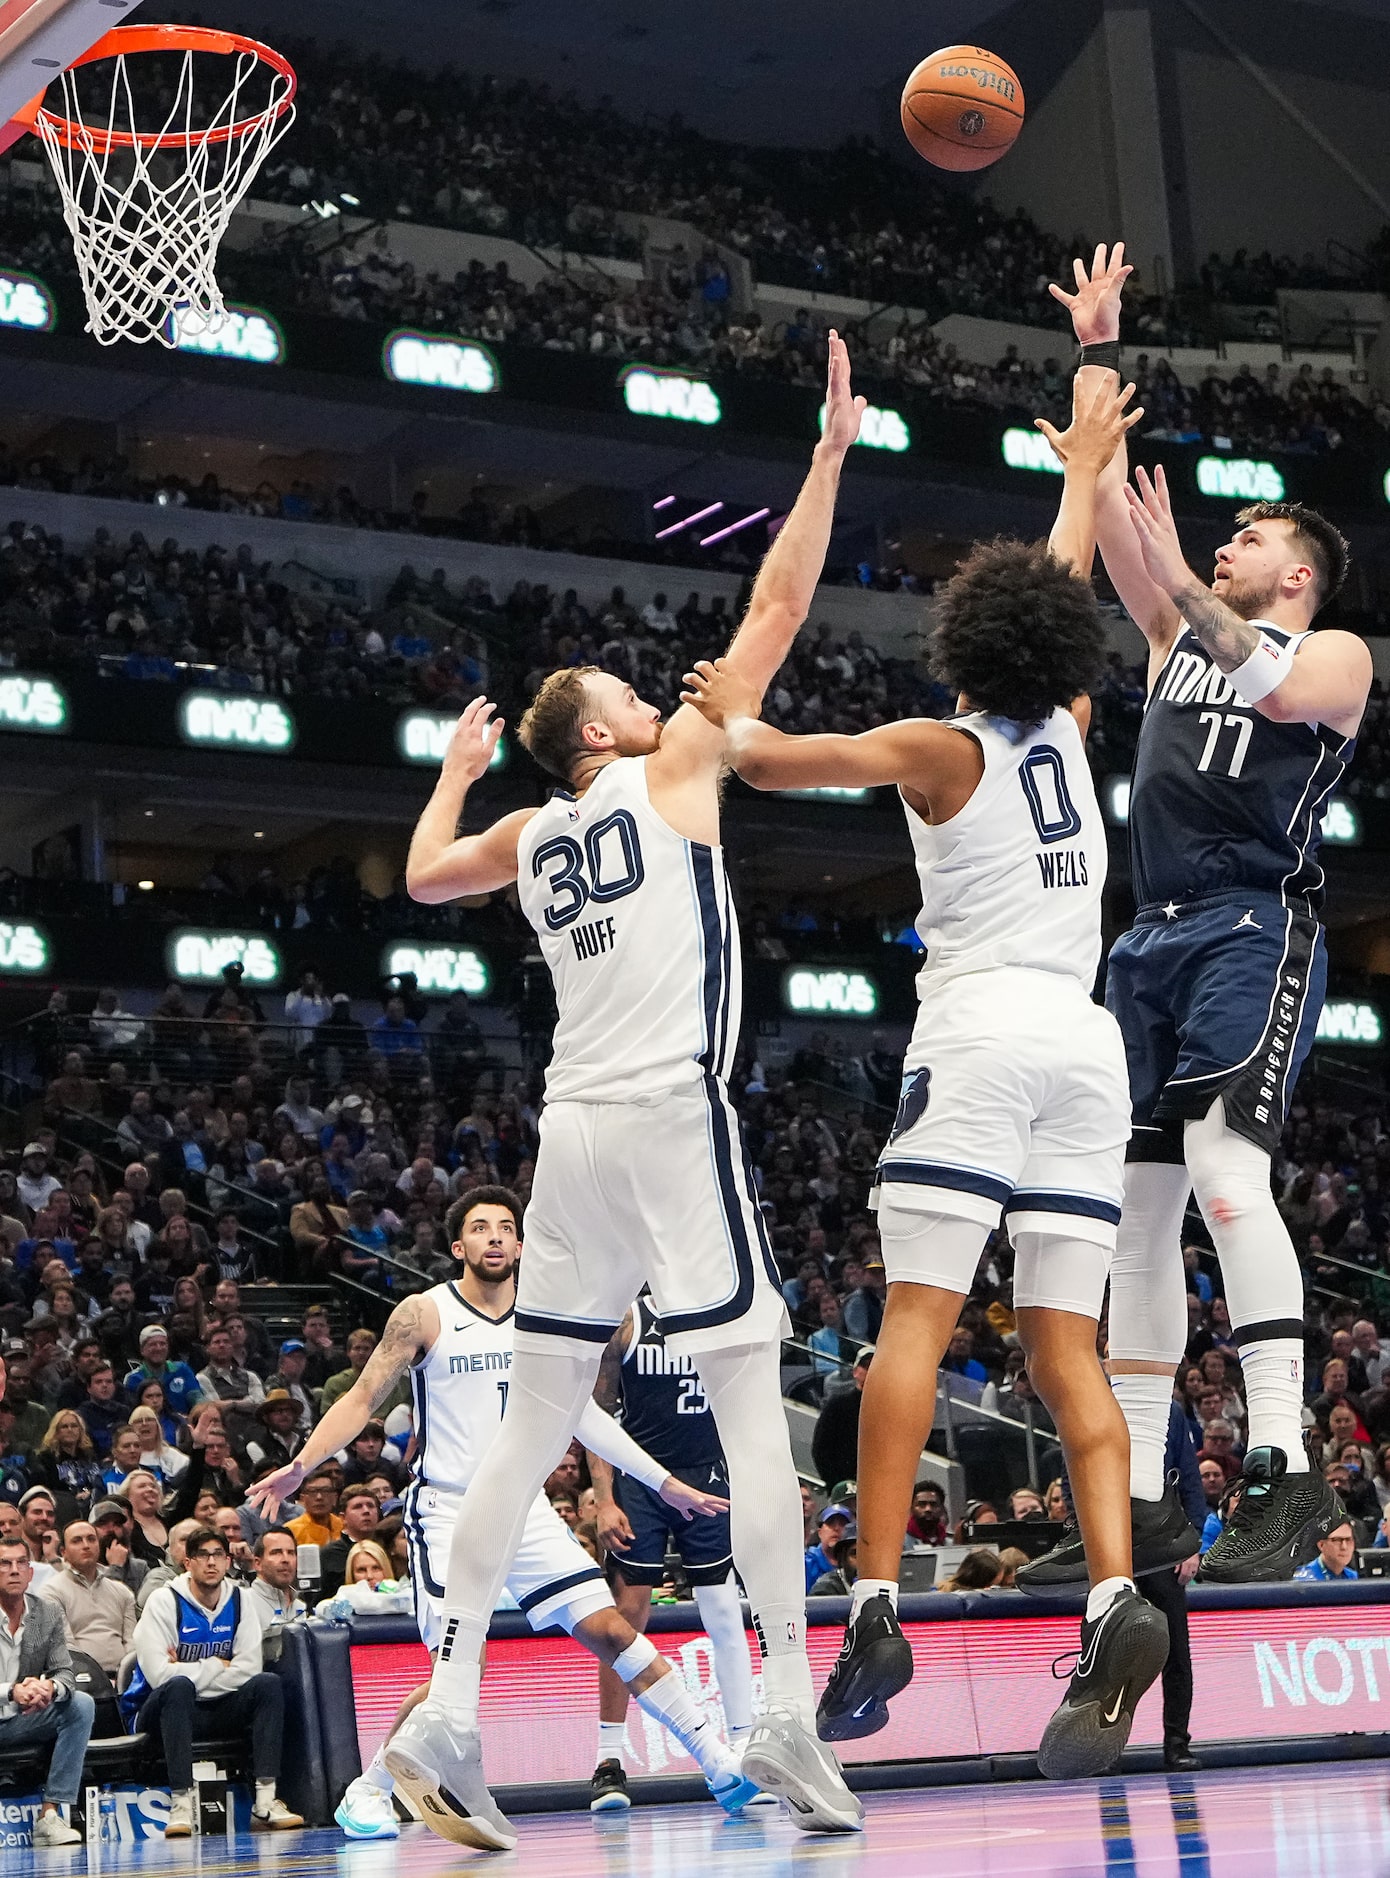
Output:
top-left (0, 268), bottom-right (55, 331)
top-left (381, 942), bottom-right (491, 998)
top-left (700, 508), bottom-right (771, 547)
top-left (1001, 427), bottom-right (1063, 475)
top-left (1102, 776), bottom-right (1131, 825)
top-left (819, 401), bottom-right (910, 453)
top-left (1383, 469), bottom-right (1390, 508)
top-left (383, 330), bottom-right (500, 394)
top-left (396, 710), bottom-right (507, 770)
top-left (178, 693), bottom-right (296, 752)
top-left (652, 496), bottom-right (677, 510)
top-left (166, 303), bottom-right (284, 364)
top-left (1320, 798), bottom-right (1361, 846)
top-left (0, 921), bottom-right (48, 974)
top-left (1316, 1000), bottom-right (1383, 1046)
top-left (782, 968), bottom-right (879, 1017)
top-left (166, 929), bottom-right (282, 986)
top-left (621, 365), bottom-right (722, 426)
top-left (775, 785), bottom-right (871, 802)
top-left (655, 502), bottom-right (723, 541)
top-left (0, 675), bottom-right (68, 733)
top-left (1195, 456), bottom-right (1285, 501)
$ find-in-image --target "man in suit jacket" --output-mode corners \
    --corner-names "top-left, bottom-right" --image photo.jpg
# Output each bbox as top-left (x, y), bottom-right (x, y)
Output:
top-left (0, 1535), bottom-right (96, 1845)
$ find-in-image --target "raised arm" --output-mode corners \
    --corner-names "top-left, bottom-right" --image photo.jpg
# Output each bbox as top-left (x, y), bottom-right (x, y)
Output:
top-left (405, 697), bottom-right (536, 904)
top-left (1050, 243), bottom-right (1183, 660)
top-left (1034, 372), bottom-right (1144, 577)
top-left (647, 331), bottom-right (865, 796)
top-left (246, 1292), bottom-right (437, 1517)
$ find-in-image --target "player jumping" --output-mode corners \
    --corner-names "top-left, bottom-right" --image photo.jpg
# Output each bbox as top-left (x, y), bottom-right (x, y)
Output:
top-left (585, 1292), bottom-right (774, 1810)
top-left (250, 1188), bottom-right (760, 1845)
top-left (683, 371), bottom-right (1170, 1777)
top-left (1023, 244), bottom-right (1369, 1588)
top-left (387, 335), bottom-right (870, 1842)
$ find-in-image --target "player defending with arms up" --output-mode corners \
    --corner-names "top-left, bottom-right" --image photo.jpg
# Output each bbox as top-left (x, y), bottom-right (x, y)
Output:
top-left (387, 336), bottom-right (869, 1843)
top-left (1032, 246), bottom-right (1370, 1587)
top-left (684, 373), bottom-right (1168, 1779)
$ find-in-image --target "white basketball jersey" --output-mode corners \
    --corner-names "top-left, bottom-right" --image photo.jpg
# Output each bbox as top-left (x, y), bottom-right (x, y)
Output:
top-left (410, 1281), bottom-right (514, 1493)
top-left (516, 755), bottom-right (739, 1103)
top-left (906, 707), bottom-right (1106, 989)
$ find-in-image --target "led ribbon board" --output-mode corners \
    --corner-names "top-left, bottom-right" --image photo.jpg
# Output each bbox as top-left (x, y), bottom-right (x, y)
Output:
top-left (383, 331), bottom-right (499, 393)
top-left (167, 304), bottom-right (284, 363)
top-left (178, 694), bottom-right (295, 752)
top-left (382, 943), bottom-right (490, 997)
top-left (0, 269), bottom-right (55, 331)
top-left (166, 930), bottom-right (282, 985)
top-left (0, 675), bottom-right (68, 732)
top-left (1316, 1001), bottom-right (1382, 1046)
top-left (1196, 457), bottom-right (1285, 501)
top-left (783, 969), bottom-right (879, 1017)
top-left (395, 712), bottom-right (507, 770)
top-left (821, 401), bottom-right (909, 452)
top-left (0, 921), bottom-right (49, 973)
top-left (1001, 428), bottom-right (1062, 474)
top-left (621, 366), bottom-right (721, 425)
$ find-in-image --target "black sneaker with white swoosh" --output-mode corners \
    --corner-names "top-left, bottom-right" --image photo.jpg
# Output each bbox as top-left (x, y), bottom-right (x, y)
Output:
top-left (815, 1592), bottom-right (914, 1742)
top-left (1037, 1586), bottom-right (1169, 1780)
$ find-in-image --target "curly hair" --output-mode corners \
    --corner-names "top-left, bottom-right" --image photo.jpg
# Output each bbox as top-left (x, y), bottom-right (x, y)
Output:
top-left (931, 538), bottom-right (1106, 725)
top-left (445, 1184), bottom-right (522, 1247)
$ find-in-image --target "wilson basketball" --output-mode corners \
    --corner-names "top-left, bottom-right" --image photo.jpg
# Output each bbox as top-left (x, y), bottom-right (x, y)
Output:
top-left (901, 46), bottom-right (1024, 173)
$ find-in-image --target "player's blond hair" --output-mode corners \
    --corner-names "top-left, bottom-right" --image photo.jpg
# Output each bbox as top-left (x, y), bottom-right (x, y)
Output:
top-left (517, 665), bottom-right (604, 781)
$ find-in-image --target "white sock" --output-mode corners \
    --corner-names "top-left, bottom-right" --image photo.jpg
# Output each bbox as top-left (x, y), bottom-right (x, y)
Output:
top-left (850, 1577), bottom-right (899, 1620)
top-left (596, 1720), bottom-right (627, 1767)
top-left (430, 1655), bottom-right (482, 1727)
top-left (361, 1745), bottom-right (393, 1793)
top-left (1238, 1338), bottom-right (1308, 1473)
top-left (1085, 1575), bottom-right (1134, 1623)
top-left (693, 1576), bottom-right (753, 1732)
top-left (761, 1648), bottom-right (817, 1730)
top-left (634, 1668), bottom-right (728, 1780)
top-left (1110, 1374), bottom-right (1172, 1501)
top-left (254, 1780), bottom-right (276, 1813)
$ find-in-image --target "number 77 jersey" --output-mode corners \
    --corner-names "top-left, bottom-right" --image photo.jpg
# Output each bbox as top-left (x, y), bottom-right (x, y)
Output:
top-left (516, 754), bottom-right (741, 1102)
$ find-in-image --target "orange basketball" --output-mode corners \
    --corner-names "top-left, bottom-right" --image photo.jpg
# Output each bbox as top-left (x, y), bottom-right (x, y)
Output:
top-left (901, 45), bottom-right (1024, 173)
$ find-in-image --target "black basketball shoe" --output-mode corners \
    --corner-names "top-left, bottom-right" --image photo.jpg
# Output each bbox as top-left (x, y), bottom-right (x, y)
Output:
top-left (1037, 1586), bottom-right (1170, 1779)
top-left (1015, 1483), bottom-right (1200, 1592)
top-left (1195, 1446), bottom-right (1345, 1584)
top-left (815, 1593), bottom-right (914, 1742)
top-left (589, 1759), bottom-right (631, 1813)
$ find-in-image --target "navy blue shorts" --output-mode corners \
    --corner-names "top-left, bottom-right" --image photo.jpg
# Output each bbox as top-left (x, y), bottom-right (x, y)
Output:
top-left (610, 1462), bottom-right (733, 1588)
top-left (1105, 890), bottom-right (1325, 1158)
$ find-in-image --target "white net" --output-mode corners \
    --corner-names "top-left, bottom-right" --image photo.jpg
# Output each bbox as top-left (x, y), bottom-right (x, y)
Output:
top-left (34, 32), bottom-right (295, 347)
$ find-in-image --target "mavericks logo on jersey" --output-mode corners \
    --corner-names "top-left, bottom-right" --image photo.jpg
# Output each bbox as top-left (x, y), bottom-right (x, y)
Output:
top-left (1156, 646), bottom-right (1243, 712)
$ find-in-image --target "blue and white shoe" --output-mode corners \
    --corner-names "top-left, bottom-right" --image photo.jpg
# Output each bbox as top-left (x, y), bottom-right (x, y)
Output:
top-left (335, 1777), bottom-right (399, 1840)
top-left (707, 1766), bottom-right (762, 1817)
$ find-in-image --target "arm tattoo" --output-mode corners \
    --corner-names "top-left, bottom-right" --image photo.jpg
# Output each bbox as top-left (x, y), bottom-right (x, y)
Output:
top-left (361, 1299), bottom-right (425, 1414)
top-left (591, 1314), bottom-right (630, 1414)
top-left (1173, 576), bottom-right (1261, 674)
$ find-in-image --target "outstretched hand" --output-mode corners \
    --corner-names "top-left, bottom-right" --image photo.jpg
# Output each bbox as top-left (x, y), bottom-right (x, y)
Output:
top-left (247, 1460), bottom-right (306, 1523)
top-left (1035, 374), bottom-right (1143, 474)
top-left (442, 696), bottom-right (505, 784)
top-left (680, 657), bottom-right (762, 730)
top-left (1049, 241), bottom-right (1133, 346)
top-left (659, 1476), bottom-right (731, 1523)
top-left (818, 328), bottom-right (868, 457)
top-left (1124, 465), bottom-right (1195, 597)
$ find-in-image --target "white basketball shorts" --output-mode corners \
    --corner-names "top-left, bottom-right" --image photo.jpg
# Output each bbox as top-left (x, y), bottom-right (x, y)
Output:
top-left (515, 1076), bottom-right (789, 1359)
top-left (403, 1481), bottom-right (612, 1651)
top-left (875, 966), bottom-right (1130, 1249)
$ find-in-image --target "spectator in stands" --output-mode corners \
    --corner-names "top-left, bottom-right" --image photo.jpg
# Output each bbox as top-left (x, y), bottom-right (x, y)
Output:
top-left (803, 1501), bottom-right (852, 1594)
top-left (79, 1365), bottom-right (122, 1457)
top-left (1294, 1519), bottom-right (1359, 1582)
top-left (318, 1486), bottom-right (384, 1599)
top-left (341, 1422), bottom-right (404, 1491)
top-left (17, 1142), bottom-right (61, 1216)
top-left (40, 1517), bottom-right (135, 1673)
top-left (244, 1393), bottom-right (306, 1474)
top-left (906, 1481), bottom-right (947, 1546)
top-left (283, 1468), bottom-right (343, 1548)
top-left (0, 1534), bottom-right (95, 1844)
top-left (210, 1208), bottom-right (257, 1285)
top-left (129, 1525), bottom-right (303, 1834)
top-left (940, 1327), bottom-right (988, 1385)
top-left (4, 1359), bottom-right (48, 1458)
top-left (811, 1349), bottom-right (871, 1493)
top-left (808, 1522), bottom-right (858, 1597)
top-left (90, 1498), bottom-right (148, 1597)
top-left (125, 1325), bottom-right (202, 1417)
top-left (1352, 1320), bottom-right (1389, 1390)
top-left (135, 1518), bottom-right (200, 1614)
top-left (18, 1488), bottom-right (59, 1590)
top-left (29, 1410), bottom-right (104, 1512)
top-left (246, 1529), bottom-right (305, 1658)
top-left (320, 1328), bottom-right (380, 1410)
top-left (298, 1307), bottom-right (341, 1390)
top-left (842, 1254), bottom-right (885, 1345)
top-left (1197, 1419), bottom-right (1241, 1480)
top-left (939, 1550), bottom-right (1004, 1593)
top-left (196, 1323), bottom-right (266, 1445)
top-left (266, 1343), bottom-right (314, 1431)
top-left (371, 995), bottom-right (423, 1062)
top-left (289, 1178), bottom-right (348, 1274)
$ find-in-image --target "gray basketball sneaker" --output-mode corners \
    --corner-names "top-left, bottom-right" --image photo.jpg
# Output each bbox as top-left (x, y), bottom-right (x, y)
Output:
top-left (740, 1707), bottom-right (864, 1834)
top-left (382, 1703), bottom-right (517, 1851)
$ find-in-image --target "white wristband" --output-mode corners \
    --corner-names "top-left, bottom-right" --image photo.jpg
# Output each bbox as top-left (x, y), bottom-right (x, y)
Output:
top-left (1226, 626), bottom-right (1296, 706)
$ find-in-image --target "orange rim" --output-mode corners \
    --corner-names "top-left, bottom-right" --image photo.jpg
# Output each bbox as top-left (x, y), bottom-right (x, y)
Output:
top-left (31, 24), bottom-right (295, 153)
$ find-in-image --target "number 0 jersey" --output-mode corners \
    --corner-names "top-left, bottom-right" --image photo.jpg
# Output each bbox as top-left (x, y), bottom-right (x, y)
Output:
top-left (410, 1280), bottom-right (514, 1493)
top-left (1130, 624), bottom-right (1352, 912)
top-left (906, 706), bottom-right (1106, 991)
top-left (516, 755), bottom-right (739, 1103)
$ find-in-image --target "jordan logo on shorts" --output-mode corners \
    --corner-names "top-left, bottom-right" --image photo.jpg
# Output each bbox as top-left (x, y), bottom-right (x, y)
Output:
top-left (1233, 909), bottom-right (1262, 931)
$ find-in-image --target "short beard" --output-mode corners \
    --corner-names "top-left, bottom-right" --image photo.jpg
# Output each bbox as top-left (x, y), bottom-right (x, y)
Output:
top-left (461, 1253), bottom-right (518, 1287)
top-left (1212, 572), bottom-right (1281, 620)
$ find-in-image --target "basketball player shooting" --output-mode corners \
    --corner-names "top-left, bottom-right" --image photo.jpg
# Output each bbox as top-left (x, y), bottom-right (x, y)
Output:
top-left (683, 371), bottom-right (1170, 1779)
top-left (250, 1189), bottom-right (756, 1847)
top-left (386, 334), bottom-right (869, 1841)
top-left (1024, 244), bottom-right (1371, 1588)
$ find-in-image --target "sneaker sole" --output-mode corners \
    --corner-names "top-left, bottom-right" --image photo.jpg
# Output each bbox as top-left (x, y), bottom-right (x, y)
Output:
top-left (382, 1740), bottom-right (517, 1851)
top-left (740, 1741), bottom-right (863, 1834)
top-left (589, 1792), bottom-right (632, 1813)
top-left (1036, 1610), bottom-right (1170, 1781)
top-left (816, 1634), bottom-right (914, 1742)
top-left (251, 1816), bottom-right (304, 1831)
top-left (334, 1804), bottom-right (399, 1840)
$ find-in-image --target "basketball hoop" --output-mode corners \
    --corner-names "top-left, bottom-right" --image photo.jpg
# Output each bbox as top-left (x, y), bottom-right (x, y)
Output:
top-left (20, 24), bottom-right (296, 347)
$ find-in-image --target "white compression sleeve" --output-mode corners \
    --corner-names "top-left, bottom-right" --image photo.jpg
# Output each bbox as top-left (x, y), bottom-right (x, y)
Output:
top-left (1106, 1159), bottom-right (1193, 1502)
top-left (429, 1343), bottom-right (600, 1719)
top-left (575, 1397), bottom-right (669, 1493)
top-left (693, 1574), bottom-right (753, 1733)
top-left (1184, 1098), bottom-right (1308, 1470)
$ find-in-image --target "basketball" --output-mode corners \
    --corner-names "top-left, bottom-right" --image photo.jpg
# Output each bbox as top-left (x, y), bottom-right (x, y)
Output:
top-left (900, 45), bottom-right (1024, 172)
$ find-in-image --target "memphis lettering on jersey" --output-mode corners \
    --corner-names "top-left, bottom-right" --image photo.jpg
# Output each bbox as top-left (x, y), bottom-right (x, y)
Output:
top-left (449, 1349), bottom-right (512, 1375)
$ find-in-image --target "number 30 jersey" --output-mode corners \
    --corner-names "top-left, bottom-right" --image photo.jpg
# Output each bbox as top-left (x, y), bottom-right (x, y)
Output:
top-left (1130, 625), bottom-right (1352, 914)
top-left (907, 705), bottom-right (1105, 992)
top-left (516, 755), bottom-right (739, 1103)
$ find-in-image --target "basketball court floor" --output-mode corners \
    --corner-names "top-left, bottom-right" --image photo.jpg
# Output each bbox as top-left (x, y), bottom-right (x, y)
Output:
top-left (9, 1765), bottom-right (1387, 1877)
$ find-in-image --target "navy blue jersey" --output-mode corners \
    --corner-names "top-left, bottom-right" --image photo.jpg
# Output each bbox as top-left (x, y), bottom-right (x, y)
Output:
top-left (1130, 626), bottom-right (1352, 912)
top-left (617, 1294), bottom-right (725, 1470)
